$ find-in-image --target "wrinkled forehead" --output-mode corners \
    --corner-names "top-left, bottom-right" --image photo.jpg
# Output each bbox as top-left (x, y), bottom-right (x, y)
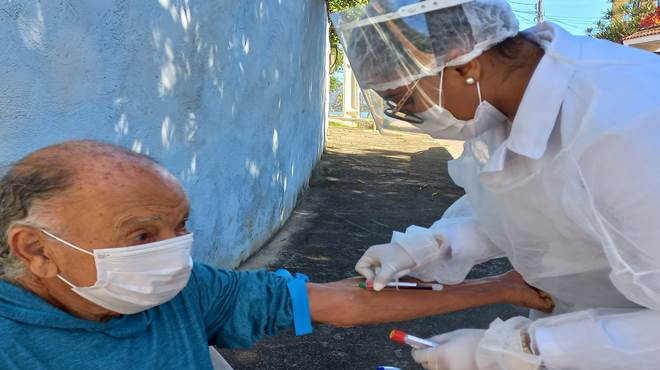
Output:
top-left (84, 158), bottom-right (186, 199)
top-left (48, 158), bottom-right (189, 229)
top-left (75, 151), bottom-right (160, 179)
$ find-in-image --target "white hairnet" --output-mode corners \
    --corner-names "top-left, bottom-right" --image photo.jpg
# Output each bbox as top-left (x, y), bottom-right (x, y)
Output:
top-left (332, 0), bottom-right (520, 91)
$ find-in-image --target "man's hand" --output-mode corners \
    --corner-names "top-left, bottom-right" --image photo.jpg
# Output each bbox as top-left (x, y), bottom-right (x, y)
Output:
top-left (494, 271), bottom-right (554, 313)
top-left (412, 329), bottom-right (484, 370)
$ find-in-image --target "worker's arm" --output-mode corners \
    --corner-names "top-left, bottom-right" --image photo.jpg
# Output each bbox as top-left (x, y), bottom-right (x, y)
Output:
top-left (526, 308), bottom-right (660, 369)
top-left (410, 195), bottom-right (505, 284)
top-left (356, 196), bottom-right (505, 290)
top-left (308, 270), bottom-right (553, 327)
top-left (475, 111), bottom-right (660, 370)
top-left (527, 112), bottom-right (660, 369)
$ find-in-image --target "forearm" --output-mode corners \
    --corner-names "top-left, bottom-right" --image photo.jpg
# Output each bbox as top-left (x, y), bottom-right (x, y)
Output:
top-left (338, 279), bottom-right (504, 326)
top-left (308, 273), bottom-right (542, 327)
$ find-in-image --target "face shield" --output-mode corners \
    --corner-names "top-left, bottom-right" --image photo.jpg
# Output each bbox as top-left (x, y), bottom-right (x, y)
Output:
top-left (331, 0), bottom-right (519, 125)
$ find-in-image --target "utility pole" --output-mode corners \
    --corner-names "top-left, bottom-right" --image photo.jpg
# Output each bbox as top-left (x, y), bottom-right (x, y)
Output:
top-left (536, 0), bottom-right (543, 23)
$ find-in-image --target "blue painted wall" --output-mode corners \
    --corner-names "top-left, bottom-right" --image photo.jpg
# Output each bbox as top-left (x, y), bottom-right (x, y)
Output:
top-left (0, 0), bottom-right (328, 267)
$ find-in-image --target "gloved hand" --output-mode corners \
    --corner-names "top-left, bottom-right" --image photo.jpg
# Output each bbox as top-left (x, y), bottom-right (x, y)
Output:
top-left (411, 329), bottom-right (484, 370)
top-left (354, 243), bottom-right (415, 291)
top-left (356, 219), bottom-right (498, 289)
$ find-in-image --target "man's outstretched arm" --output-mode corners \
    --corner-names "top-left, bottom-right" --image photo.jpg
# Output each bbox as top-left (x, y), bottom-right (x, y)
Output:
top-left (308, 271), bottom-right (553, 327)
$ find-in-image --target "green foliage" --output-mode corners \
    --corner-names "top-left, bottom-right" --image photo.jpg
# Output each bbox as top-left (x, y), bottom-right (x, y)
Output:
top-left (586, 0), bottom-right (657, 43)
top-left (327, 0), bottom-right (368, 13)
top-left (329, 75), bottom-right (342, 93)
top-left (326, 0), bottom-right (369, 73)
top-left (329, 120), bottom-right (348, 127)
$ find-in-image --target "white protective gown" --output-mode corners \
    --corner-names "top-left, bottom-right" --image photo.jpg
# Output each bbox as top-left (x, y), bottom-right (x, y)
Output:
top-left (391, 22), bottom-right (660, 369)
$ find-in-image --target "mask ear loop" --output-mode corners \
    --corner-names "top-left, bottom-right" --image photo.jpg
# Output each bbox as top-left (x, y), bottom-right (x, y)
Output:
top-left (39, 229), bottom-right (94, 289)
top-left (438, 68), bottom-right (445, 108)
top-left (476, 80), bottom-right (483, 103)
top-left (57, 274), bottom-right (80, 289)
top-left (40, 229), bottom-right (94, 256)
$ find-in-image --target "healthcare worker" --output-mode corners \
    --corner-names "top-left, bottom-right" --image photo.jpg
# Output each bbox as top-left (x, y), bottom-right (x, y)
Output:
top-left (332, 0), bottom-right (660, 369)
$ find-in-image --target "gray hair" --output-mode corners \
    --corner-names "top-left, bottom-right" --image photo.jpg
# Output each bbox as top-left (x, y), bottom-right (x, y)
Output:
top-left (0, 159), bottom-right (74, 280)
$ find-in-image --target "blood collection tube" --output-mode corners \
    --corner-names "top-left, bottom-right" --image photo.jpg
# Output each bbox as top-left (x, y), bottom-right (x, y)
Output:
top-left (358, 281), bottom-right (443, 291)
top-left (389, 329), bottom-right (439, 349)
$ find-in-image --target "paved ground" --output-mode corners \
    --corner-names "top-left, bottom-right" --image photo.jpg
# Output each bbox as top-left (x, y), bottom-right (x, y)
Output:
top-left (220, 125), bottom-right (523, 370)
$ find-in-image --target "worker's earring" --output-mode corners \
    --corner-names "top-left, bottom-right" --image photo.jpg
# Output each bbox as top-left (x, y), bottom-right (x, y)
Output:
top-left (465, 77), bottom-right (476, 85)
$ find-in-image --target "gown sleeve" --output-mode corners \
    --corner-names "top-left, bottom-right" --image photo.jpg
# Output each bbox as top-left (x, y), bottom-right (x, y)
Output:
top-left (393, 195), bottom-right (505, 284)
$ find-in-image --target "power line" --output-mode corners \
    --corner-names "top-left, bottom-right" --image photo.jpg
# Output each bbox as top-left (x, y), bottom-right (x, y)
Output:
top-left (512, 9), bottom-right (538, 15)
top-left (546, 18), bottom-right (592, 32)
top-left (516, 14), bottom-right (537, 24)
top-left (544, 15), bottom-right (598, 21)
top-left (545, 14), bottom-right (604, 20)
top-left (510, 0), bottom-right (606, 34)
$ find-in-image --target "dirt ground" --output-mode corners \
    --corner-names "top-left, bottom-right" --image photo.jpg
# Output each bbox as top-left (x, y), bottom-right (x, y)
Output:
top-left (220, 125), bottom-right (523, 370)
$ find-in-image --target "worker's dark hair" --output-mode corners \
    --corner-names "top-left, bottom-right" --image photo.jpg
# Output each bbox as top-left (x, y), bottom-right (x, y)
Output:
top-left (491, 33), bottom-right (539, 70)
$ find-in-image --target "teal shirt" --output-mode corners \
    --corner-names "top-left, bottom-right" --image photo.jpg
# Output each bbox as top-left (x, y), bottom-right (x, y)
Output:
top-left (0, 264), bottom-right (295, 369)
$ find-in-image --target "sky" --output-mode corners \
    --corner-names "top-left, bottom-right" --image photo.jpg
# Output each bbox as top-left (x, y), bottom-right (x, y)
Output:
top-left (509, 0), bottom-right (612, 35)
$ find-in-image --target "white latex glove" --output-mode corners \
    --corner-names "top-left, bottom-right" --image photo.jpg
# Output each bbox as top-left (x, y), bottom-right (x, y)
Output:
top-left (412, 329), bottom-right (484, 370)
top-left (354, 243), bottom-right (415, 291)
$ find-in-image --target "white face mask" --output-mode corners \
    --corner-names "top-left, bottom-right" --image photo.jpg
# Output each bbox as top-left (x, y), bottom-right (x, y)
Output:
top-left (41, 230), bottom-right (193, 315)
top-left (416, 69), bottom-right (508, 140)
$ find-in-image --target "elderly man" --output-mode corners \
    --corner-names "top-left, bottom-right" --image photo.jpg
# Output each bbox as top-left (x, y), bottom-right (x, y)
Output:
top-left (0, 141), bottom-right (552, 369)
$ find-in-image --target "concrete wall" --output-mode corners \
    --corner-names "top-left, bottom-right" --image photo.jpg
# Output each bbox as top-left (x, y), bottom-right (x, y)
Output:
top-left (0, 0), bottom-right (328, 267)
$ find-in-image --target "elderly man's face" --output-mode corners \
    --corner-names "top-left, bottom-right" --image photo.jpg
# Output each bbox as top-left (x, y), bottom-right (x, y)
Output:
top-left (48, 164), bottom-right (189, 283)
top-left (13, 155), bottom-right (190, 319)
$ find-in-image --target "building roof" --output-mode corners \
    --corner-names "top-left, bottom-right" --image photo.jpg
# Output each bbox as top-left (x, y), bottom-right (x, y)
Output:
top-left (623, 25), bottom-right (660, 42)
top-left (624, 6), bottom-right (660, 42)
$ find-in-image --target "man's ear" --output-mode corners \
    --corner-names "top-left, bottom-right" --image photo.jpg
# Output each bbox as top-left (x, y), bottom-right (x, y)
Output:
top-left (454, 59), bottom-right (482, 82)
top-left (7, 227), bottom-right (59, 279)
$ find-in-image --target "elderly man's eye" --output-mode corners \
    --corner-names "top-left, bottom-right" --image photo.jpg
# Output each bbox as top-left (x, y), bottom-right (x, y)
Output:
top-left (133, 232), bottom-right (153, 243)
top-left (175, 219), bottom-right (189, 235)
